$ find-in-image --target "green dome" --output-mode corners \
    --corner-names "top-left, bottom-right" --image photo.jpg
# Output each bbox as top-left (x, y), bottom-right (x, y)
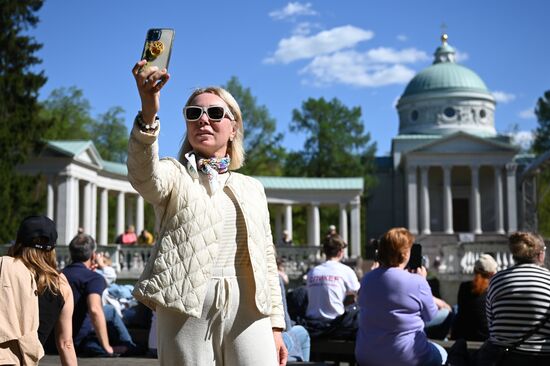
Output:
top-left (403, 62), bottom-right (490, 97)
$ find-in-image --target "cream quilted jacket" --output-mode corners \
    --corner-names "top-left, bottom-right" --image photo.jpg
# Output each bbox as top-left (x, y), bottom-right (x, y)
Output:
top-left (127, 124), bottom-right (284, 329)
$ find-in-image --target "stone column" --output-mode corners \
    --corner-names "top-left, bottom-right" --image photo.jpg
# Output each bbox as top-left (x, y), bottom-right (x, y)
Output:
top-left (83, 182), bottom-right (92, 235)
top-left (420, 166), bottom-right (431, 235)
top-left (116, 192), bottom-right (125, 238)
top-left (73, 179), bottom-right (80, 237)
top-left (307, 203), bottom-right (320, 247)
top-left (494, 166), bottom-right (505, 234)
top-left (506, 163), bottom-right (518, 233)
top-left (471, 165), bottom-right (482, 234)
top-left (442, 165), bottom-right (453, 234)
top-left (339, 203), bottom-right (348, 244)
top-left (284, 204), bottom-right (293, 239)
top-left (56, 175), bottom-right (77, 245)
top-left (350, 197), bottom-right (361, 257)
top-left (90, 183), bottom-right (97, 239)
top-left (47, 176), bottom-right (55, 220)
top-left (406, 165), bottom-right (418, 234)
top-left (274, 206), bottom-right (282, 245)
top-left (136, 195), bottom-right (144, 234)
top-left (99, 188), bottom-right (109, 245)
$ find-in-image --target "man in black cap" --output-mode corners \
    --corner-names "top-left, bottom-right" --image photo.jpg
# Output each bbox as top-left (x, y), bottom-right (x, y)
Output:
top-left (62, 233), bottom-right (135, 356)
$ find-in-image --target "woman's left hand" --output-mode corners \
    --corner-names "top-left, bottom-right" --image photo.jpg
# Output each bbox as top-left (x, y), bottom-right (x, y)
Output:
top-left (273, 330), bottom-right (288, 366)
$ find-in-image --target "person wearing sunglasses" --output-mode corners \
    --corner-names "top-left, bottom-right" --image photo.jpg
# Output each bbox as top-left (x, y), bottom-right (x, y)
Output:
top-left (128, 60), bottom-right (287, 366)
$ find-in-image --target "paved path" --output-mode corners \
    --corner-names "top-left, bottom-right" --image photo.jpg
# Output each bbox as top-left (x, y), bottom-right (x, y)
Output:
top-left (40, 355), bottom-right (159, 365)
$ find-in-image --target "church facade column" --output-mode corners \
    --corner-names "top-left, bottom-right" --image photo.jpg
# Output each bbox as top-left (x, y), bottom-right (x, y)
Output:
top-left (406, 165), bottom-right (418, 234)
top-left (73, 179), bottom-right (80, 237)
top-left (339, 203), bottom-right (348, 244)
top-left (136, 195), bottom-right (144, 235)
top-left (420, 166), bottom-right (431, 235)
top-left (442, 165), bottom-right (453, 234)
top-left (284, 204), bottom-right (293, 239)
top-left (471, 165), bottom-right (482, 234)
top-left (494, 166), bottom-right (505, 234)
top-left (307, 203), bottom-right (320, 247)
top-left (506, 163), bottom-right (518, 233)
top-left (47, 176), bottom-right (55, 220)
top-left (350, 197), bottom-right (361, 257)
top-left (99, 188), bottom-right (109, 245)
top-left (116, 191), bottom-right (125, 237)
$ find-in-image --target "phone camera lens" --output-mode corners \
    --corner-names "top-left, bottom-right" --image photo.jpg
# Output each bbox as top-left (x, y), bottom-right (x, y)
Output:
top-left (147, 29), bottom-right (162, 41)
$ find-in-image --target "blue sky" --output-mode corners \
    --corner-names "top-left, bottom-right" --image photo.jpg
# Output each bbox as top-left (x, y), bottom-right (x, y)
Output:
top-left (33, 0), bottom-right (548, 159)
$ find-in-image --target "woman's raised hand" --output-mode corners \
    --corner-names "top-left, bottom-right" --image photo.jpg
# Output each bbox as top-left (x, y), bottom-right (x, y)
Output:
top-left (132, 60), bottom-right (170, 123)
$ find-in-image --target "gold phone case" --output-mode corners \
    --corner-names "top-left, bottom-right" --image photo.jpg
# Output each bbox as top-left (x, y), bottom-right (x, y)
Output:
top-left (140, 28), bottom-right (175, 71)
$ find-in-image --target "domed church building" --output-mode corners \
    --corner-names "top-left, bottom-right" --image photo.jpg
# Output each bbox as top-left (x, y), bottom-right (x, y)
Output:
top-left (366, 35), bottom-right (529, 257)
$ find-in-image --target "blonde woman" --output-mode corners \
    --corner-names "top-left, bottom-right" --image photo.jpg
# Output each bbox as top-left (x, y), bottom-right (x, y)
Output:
top-left (9, 215), bottom-right (77, 366)
top-left (127, 60), bottom-right (286, 365)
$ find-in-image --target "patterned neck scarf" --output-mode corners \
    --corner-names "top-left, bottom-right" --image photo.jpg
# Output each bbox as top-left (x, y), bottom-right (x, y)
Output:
top-left (197, 155), bottom-right (231, 193)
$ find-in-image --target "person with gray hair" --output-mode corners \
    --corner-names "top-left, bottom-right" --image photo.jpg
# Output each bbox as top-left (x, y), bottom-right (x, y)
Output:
top-left (477, 232), bottom-right (550, 365)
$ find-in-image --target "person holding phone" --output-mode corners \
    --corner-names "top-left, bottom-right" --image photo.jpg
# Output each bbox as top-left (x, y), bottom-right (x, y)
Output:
top-left (355, 227), bottom-right (447, 366)
top-left (127, 56), bottom-right (286, 366)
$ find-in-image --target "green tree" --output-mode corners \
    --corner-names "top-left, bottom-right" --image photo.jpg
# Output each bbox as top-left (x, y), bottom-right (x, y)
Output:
top-left (285, 97), bottom-right (377, 245)
top-left (0, 0), bottom-right (49, 242)
top-left (533, 90), bottom-right (550, 154)
top-left (41, 86), bottom-right (94, 140)
top-left (90, 106), bottom-right (128, 163)
top-left (223, 76), bottom-right (286, 176)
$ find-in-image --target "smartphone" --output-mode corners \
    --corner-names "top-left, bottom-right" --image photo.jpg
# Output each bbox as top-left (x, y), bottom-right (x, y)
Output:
top-left (406, 243), bottom-right (422, 270)
top-left (140, 28), bottom-right (175, 73)
top-left (365, 239), bottom-right (378, 260)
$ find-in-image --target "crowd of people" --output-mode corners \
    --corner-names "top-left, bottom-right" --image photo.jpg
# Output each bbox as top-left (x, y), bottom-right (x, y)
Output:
top-left (1, 70), bottom-right (549, 366)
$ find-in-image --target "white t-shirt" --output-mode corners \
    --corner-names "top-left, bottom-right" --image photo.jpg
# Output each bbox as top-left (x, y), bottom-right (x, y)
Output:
top-left (305, 260), bottom-right (360, 320)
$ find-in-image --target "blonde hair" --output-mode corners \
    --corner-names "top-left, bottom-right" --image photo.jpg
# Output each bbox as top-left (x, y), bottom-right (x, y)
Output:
top-left (178, 87), bottom-right (245, 170)
top-left (509, 231), bottom-right (545, 263)
top-left (8, 241), bottom-right (61, 295)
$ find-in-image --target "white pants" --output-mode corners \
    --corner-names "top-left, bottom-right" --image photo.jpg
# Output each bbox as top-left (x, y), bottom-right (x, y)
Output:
top-left (157, 275), bottom-right (277, 366)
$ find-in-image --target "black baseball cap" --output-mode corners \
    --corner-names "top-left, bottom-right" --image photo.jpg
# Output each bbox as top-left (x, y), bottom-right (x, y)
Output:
top-left (17, 215), bottom-right (58, 251)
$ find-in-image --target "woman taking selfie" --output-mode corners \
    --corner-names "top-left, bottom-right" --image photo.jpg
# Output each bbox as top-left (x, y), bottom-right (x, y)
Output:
top-left (8, 215), bottom-right (77, 366)
top-left (127, 60), bottom-right (286, 366)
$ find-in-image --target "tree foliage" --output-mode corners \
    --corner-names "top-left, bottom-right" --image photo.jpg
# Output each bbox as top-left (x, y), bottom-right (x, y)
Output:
top-left (223, 76), bottom-right (286, 176)
top-left (533, 90), bottom-right (550, 155)
top-left (0, 0), bottom-right (49, 242)
top-left (284, 97), bottom-right (377, 245)
top-left (286, 97), bottom-right (376, 182)
top-left (41, 86), bottom-right (128, 163)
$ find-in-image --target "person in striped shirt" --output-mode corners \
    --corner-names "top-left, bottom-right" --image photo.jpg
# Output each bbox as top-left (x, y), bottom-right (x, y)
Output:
top-left (479, 231), bottom-right (550, 365)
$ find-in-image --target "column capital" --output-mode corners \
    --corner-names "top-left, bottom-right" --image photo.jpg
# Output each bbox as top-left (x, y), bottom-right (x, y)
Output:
top-left (470, 164), bottom-right (481, 172)
top-left (441, 164), bottom-right (453, 172)
top-left (506, 163), bottom-right (517, 174)
top-left (420, 165), bottom-right (430, 173)
top-left (406, 165), bottom-right (417, 175)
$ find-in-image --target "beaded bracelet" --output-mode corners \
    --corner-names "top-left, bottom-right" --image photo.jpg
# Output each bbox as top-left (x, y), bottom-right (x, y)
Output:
top-left (135, 111), bottom-right (159, 132)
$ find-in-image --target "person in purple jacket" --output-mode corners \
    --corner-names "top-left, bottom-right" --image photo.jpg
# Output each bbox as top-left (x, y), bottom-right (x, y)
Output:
top-left (355, 227), bottom-right (447, 366)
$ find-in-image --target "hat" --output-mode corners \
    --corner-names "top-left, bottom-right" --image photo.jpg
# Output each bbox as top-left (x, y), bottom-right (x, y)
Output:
top-left (17, 215), bottom-right (58, 251)
top-left (474, 254), bottom-right (498, 274)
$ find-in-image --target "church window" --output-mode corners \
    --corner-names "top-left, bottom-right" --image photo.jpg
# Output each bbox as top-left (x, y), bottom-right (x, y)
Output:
top-left (444, 107), bottom-right (456, 118)
top-left (411, 110), bottom-right (418, 121)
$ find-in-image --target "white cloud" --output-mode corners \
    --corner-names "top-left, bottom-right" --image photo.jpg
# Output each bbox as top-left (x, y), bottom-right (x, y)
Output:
top-left (300, 50), bottom-right (417, 87)
top-left (292, 22), bottom-right (316, 36)
top-left (365, 47), bottom-right (429, 64)
top-left (397, 34), bottom-right (408, 42)
top-left (492, 91), bottom-right (516, 104)
top-left (510, 130), bottom-right (534, 150)
top-left (454, 49), bottom-right (469, 63)
top-left (518, 108), bottom-right (535, 119)
top-left (264, 25), bottom-right (374, 64)
top-left (269, 2), bottom-right (317, 20)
